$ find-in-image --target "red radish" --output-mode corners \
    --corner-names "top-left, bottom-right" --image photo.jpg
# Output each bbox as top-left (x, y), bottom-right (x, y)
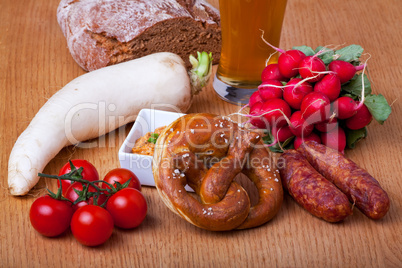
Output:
top-left (249, 102), bottom-right (266, 129)
top-left (314, 74), bottom-right (341, 101)
top-left (272, 125), bottom-right (294, 142)
top-left (294, 132), bottom-right (321, 150)
top-left (278, 50), bottom-right (307, 78)
top-left (259, 36), bottom-right (306, 79)
top-left (328, 60), bottom-right (365, 84)
top-left (260, 99), bottom-right (292, 128)
top-left (261, 64), bottom-right (288, 82)
top-left (249, 91), bottom-right (263, 108)
top-left (321, 127), bottom-right (346, 153)
top-left (258, 80), bottom-right (283, 101)
top-left (266, 125), bottom-right (295, 147)
top-left (300, 92), bottom-right (331, 124)
top-left (283, 78), bottom-right (313, 109)
top-left (345, 103), bottom-right (373, 130)
top-left (289, 111), bottom-right (314, 137)
top-left (315, 118), bottom-right (338, 133)
top-left (332, 96), bottom-right (358, 119)
top-left (299, 56), bottom-right (326, 82)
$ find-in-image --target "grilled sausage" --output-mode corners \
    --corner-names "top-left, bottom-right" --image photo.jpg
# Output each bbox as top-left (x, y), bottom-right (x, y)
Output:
top-left (278, 150), bottom-right (352, 222)
top-left (298, 141), bottom-right (390, 220)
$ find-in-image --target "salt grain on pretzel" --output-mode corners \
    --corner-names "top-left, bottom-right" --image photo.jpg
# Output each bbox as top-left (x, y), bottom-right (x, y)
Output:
top-left (153, 113), bottom-right (283, 231)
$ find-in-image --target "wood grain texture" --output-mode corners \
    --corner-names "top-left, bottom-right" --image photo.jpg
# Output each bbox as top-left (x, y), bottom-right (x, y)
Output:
top-left (1, 0), bottom-right (401, 267)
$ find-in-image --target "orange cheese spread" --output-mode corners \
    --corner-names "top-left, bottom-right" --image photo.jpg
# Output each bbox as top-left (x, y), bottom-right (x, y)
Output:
top-left (132, 126), bottom-right (166, 156)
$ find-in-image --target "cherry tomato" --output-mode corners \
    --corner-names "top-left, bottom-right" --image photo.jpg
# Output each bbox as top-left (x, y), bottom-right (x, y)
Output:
top-left (106, 188), bottom-right (147, 229)
top-left (29, 195), bottom-right (73, 237)
top-left (71, 205), bottom-right (114, 247)
top-left (102, 168), bottom-right (141, 191)
top-left (65, 182), bottom-right (108, 212)
top-left (57, 159), bottom-right (99, 196)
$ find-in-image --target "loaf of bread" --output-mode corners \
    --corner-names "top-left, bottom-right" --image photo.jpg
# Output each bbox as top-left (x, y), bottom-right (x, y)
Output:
top-left (57, 0), bottom-right (221, 71)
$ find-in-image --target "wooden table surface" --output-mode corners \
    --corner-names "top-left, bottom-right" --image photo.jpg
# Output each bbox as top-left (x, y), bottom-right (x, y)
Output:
top-left (1, 0), bottom-right (402, 267)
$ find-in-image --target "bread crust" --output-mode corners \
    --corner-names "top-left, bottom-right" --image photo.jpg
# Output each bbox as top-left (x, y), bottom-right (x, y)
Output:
top-left (57, 0), bottom-right (221, 71)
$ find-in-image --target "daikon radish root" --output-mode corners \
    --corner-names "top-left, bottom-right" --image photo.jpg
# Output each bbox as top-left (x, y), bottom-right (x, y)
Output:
top-left (8, 52), bottom-right (212, 195)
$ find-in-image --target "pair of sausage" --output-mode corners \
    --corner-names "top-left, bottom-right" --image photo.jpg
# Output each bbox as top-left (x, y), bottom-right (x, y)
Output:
top-left (278, 141), bottom-right (390, 222)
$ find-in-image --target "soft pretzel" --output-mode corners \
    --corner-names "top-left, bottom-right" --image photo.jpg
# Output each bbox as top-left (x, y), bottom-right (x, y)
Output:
top-left (153, 113), bottom-right (283, 231)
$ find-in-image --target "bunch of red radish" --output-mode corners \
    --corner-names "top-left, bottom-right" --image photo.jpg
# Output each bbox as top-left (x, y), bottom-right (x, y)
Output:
top-left (248, 44), bottom-right (390, 153)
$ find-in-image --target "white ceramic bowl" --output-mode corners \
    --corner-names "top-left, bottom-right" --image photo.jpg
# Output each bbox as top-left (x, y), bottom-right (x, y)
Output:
top-left (118, 109), bottom-right (185, 187)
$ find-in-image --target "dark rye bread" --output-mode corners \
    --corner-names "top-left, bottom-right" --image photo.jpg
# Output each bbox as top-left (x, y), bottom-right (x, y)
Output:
top-left (57, 0), bottom-right (221, 71)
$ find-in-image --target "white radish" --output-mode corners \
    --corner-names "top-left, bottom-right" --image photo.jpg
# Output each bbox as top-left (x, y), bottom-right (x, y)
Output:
top-left (8, 52), bottom-right (212, 195)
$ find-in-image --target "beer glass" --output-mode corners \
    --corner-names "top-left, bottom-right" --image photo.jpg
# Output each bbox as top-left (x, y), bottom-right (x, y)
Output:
top-left (213, 0), bottom-right (288, 104)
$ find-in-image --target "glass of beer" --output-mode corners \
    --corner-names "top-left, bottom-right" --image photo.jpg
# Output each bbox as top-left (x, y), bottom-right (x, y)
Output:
top-left (213, 0), bottom-right (288, 105)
